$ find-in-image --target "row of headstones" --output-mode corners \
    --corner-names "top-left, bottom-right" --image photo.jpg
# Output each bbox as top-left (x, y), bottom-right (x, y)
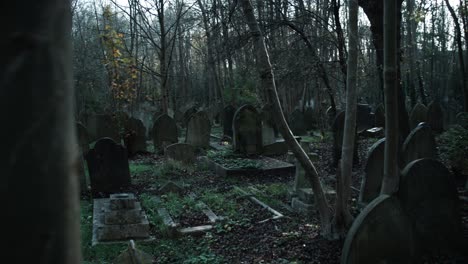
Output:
top-left (342, 158), bottom-right (464, 263)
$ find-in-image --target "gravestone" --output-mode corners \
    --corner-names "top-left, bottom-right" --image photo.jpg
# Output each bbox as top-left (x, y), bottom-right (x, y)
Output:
top-left (332, 111), bottom-right (359, 166)
top-left (186, 111), bottom-right (211, 148)
top-left (86, 138), bottom-right (131, 197)
top-left (87, 114), bottom-right (120, 142)
top-left (304, 107), bottom-right (317, 130)
top-left (124, 117), bottom-right (147, 156)
top-left (356, 104), bottom-right (374, 132)
top-left (402, 122), bottom-right (437, 165)
top-left (182, 106), bottom-right (198, 127)
top-left (263, 142), bottom-right (288, 156)
top-left (341, 195), bottom-right (415, 264)
top-left (409, 103), bottom-right (428, 130)
top-left (427, 101), bottom-right (444, 133)
top-left (152, 114), bottom-right (178, 152)
top-left (165, 143), bottom-right (195, 163)
top-left (261, 104), bottom-right (276, 145)
top-left (374, 104), bottom-right (385, 127)
top-left (397, 159), bottom-right (463, 254)
top-left (359, 138), bottom-right (385, 205)
top-left (233, 105), bottom-right (263, 155)
top-left (326, 106), bottom-right (337, 126)
top-left (223, 105), bottom-right (236, 137)
top-left (289, 109), bottom-right (307, 135)
top-left (455, 112), bottom-right (468, 129)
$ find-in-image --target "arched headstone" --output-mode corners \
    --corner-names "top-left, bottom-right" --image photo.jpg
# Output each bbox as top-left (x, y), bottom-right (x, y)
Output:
top-left (359, 138), bottom-right (385, 205)
top-left (398, 159), bottom-right (463, 254)
top-left (402, 122), bottom-right (437, 165)
top-left (152, 114), bottom-right (178, 152)
top-left (289, 109), bottom-right (307, 135)
top-left (409, 103), bottom-right (428, 130)
top-left (186, 111), bottom-right (211, 148)
top-left (427, 101), bottom-right (444, 133)
top-left (124, 117), bottom-right (147, 156)
top-left (341, 195), bottom-right (415, 264)
top-left (85, 138), bottom-right (131, 197)
top-left (223, 105), bottom-right (236, 137)
top-left (233, 105), bottom-right (263, 155)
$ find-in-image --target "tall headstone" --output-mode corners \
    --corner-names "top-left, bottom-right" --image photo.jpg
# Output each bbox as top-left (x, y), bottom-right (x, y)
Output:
top-left (398, 159), bottom-right (463, 254)
top-left (223, 105), bottom-right (236, 137)
top-left (124, 117), bottom-right (147, 156)
top-left (427, 101), bottom-right (444, 133)
top-left (374, 104), bottom-right (385, 127)
top-left (409, 103), bottom-right (428, 130)
top-left (332, 111), bottom-right (359, 166)
top-left (152, 114), bottom-right (178, 152)
top-left (86, 138), bottom-right (131, 197)
top-left (289, 109), bottom-right (307, 135)
top-left (186, 111), bottom-right (211, 148)
top-left (165, 143), bottom-right (195, 164)
top-left (341, 195), bottom-right (415, 264)
top-left (402, 122), bottom-right (437, 165)
top-left (359, 138), bottom-right (385, 205)
top-left (233, 105), bottom-right (263, 155)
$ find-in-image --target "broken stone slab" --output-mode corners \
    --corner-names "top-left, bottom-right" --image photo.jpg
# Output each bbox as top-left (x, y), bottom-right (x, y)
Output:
top-left (291, 197), bottom-right (315, 215)
top-left (234, 186), bottom-right (283, 219)
top-left (178, 225), bottom-right (213, 236)
top-left (187, 192), bottom-right (224, 223)
top-left (295, 188), bottom-right (336, 204)
top-left (360, 127), bottom-right (384, 138)
top-left (114, 240), bottom-right (153, 264)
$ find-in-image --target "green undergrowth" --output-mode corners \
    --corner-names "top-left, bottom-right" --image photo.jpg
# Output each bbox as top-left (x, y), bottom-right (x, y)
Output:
top-left (207, 149), bottom-right (262, 169)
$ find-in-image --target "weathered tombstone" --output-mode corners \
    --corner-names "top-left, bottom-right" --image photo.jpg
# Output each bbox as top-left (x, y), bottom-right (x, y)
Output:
top-left (356, 104), bottom-right (374, 132)
top-left (426, 101), bottom-right (444, 133)
top-left (87, 114), bottom-right (120, 142)
top-left (173, 109), bottom-right (183, 123)
top-left (289, 109), bottom-right (307, 135)
top-left (152, 114), bottom-right (178, 152)
top-left (223, 105), bottom-right (236, 137)
top-left (332, 111), bottom-right (359, 166)
top-left (124, 117), bottom-right (147, 156)
top-left (456, 112), bottom-right (468, 129)
top-left (397, 159), bottom-right (463, 254)
top-left (233, 105), bottom-right (263, 155)
top-left (186, 111), bottom-right (211, 148)
top-left (359, 138), bottom-right (385, 205)
top-left (165, 143), bottom-right (195, 163)
top-left (114, 240), bottom-right (153, 264)
top-left (182, 106), bottom-right (198, 127)
top-left (261, 104), bottom-right (276, 145)
top-left (341, 195), bottom-right (415, 264)
top-left (86, 138), bottom-right (131, 197)
top-left (402, 122), bottom-right (437, 165)
top-left (409, 103), bottom-right (428, 130)
top-left (374, 104), bottom-right (385, 127)
top-left (304, 107), bottom-right (317, 130)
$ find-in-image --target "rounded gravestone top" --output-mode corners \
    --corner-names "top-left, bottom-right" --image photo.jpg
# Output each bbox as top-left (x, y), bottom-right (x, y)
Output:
top-left (409, 103), bottom-right (428, 130)
top-left (359, 137), bottom-right (385, 205)
top-left (402, 122), bottom-right (437, 165)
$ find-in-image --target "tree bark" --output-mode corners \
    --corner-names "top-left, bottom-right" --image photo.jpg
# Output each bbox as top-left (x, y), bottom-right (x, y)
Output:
top-left (1, 0), bottom-right (81, 263)
top-left (381, 0), bottom-right (400, 195)
top-left (240, 0), bottom-right (333, 238)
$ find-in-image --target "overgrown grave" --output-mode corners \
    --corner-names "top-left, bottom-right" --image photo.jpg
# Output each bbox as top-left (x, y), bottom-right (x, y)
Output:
top-left (233, 186), bottom-right (284, 223)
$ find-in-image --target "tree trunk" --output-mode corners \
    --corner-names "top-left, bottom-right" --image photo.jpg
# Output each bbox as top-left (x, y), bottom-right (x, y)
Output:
top-left (381, 0), bottom-right (400, 195)
top-left (240, 0), bottom-right (333, 238)
top-left (334, 0), bottom-right (358, 235)
top-left (1, 0), bottom-right (81, 262)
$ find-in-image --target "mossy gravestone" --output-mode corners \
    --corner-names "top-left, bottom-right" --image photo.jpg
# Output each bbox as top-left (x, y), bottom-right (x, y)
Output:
top-left (341, 195), bottom-right (415, 264)
top-left (186, 111), bottom-right (211, 148)
top-left (359, 138), bottom-right (385, 205)
top-left (124, 117), bottom-right (147, 156)
top-left (427, 101), bottom-right (444, 133)
top-left (402, 122), bottom-right (437, 165)
top-left (223, 105), bottom-right (236, 137)
top-left (233, 105), bottom-right (263, 155)
top-left (86, 138), bottom-right (131, 197)
top-left (397, 158), bottom-right (463, 255)
top-left (182, 106), bottom-right (198, 127)
top-left (152, 114), bottom-right (178, 152)
top-left (409, 103), bottom-right (428, 130)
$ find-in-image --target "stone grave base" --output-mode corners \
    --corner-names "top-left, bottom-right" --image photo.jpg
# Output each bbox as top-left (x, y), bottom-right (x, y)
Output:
top-left (206, 156), bottom-right (294, 177)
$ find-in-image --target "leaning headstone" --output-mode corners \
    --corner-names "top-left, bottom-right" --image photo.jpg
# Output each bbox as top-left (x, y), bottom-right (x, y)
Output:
top-left (186, 111), bottom-right (211, 148)
top-left (359, 138), bottom-right (385, 205)
top-left (124, 117), bottom-right (147, 156)
top-left (332, 111), bottom-right (359, 166)
top-left (165, 143), bottom-right (195, 163)
top-left (341, 195), bottom-right (415, 264)
top-left (374, 104), bottom-right (385, 127)
top-left (223, 105), bottom-right (236, 137)
top-left (152, 114), bottom-right (178, 152)
top-left (426, 101), bottom-right (444, 133)
top-left (86, 138), bottom-right (131, 197)
top-left (232, 105), bottom-right (263, 155)
top-left (289, 109), bottom-right (307, 135)
top-left (398, 159), bottom-right (463, 254)
top-left (455, 112), bottom-right (468, 129)
top-left (87, 114), bottom-right (120, 142)
top-left (402, 122), bottom-right (437, 165)
top-left (409, 103), bottom-right (428, 129)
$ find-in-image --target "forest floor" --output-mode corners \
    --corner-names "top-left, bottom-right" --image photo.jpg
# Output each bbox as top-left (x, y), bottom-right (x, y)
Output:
top-left (80, 128), bottom-right (468, 264)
